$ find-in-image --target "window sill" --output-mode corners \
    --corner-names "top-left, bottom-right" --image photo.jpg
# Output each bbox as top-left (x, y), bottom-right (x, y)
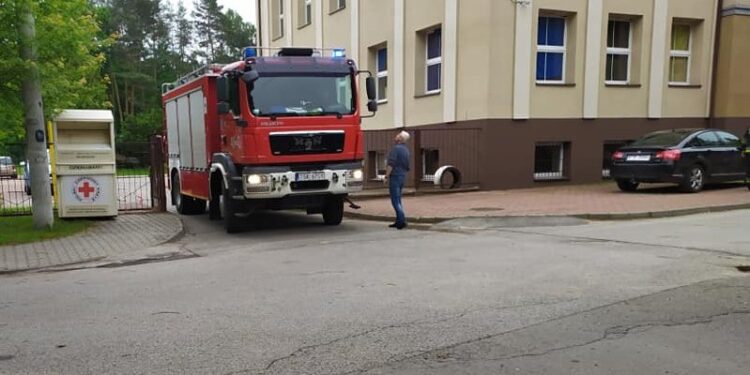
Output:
top-left (297, 22), bottom-right (311, 30)
top-left (604, 82), bottom-right (642, 88)
top-left (536, 82), bottom-right (576, 87)
top-left (533, 176), bottom-right (569, 182)
top-left (329, 6), bottom-right (346, 15)
top-left (415, 91), bottom-right (441, 99)
top-left (668, 83), bottom-right (702, 89)
top-left (272, 35), bottom-right (284, 42)
top-left (377, 99), bottom-right (388, 105)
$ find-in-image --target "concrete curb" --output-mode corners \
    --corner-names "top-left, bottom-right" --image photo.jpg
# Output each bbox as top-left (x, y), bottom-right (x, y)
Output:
top-left (350, 186), bottom-right (480, 201)
top-left (345, 203), bottom-right (750, 225)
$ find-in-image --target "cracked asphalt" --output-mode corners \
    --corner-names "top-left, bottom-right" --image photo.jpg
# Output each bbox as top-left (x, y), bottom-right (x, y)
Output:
top-left (1, 209), bottom-right (749, 374)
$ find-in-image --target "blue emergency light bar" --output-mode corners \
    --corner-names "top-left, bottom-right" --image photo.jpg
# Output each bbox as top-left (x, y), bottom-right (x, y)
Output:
top-left (241, 46), bottom-right (347, 59)
top-left (242, 47), bottom-right (257, 59)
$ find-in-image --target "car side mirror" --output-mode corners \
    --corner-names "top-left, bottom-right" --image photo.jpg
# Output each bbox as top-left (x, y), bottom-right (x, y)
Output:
top-left (365, 76), bottom-right (376, 101)
top-left (217, 102), bottom-right (230, 115)
top-left (367, 100), bottom-right (378, 113)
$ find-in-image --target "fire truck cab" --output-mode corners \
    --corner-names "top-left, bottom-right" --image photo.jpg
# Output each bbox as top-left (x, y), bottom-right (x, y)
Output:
top-left (162, 47), bottom-right (377, 232)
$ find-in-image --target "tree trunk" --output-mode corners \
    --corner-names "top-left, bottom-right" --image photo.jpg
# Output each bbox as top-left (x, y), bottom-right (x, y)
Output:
top-left (17, 0), bottom-right (53, 229)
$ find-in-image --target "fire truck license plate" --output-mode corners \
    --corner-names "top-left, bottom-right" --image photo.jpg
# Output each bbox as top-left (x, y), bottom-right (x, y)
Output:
top-left (296, 171), bottom-right (326, 181)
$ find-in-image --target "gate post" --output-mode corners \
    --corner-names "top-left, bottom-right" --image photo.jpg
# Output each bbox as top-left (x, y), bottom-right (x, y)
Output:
top-left (149, 135), bottom-right (167, 212)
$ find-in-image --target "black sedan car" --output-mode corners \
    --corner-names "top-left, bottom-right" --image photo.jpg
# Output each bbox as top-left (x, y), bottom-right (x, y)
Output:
top-left (611, 128), bottom-right (746, 193)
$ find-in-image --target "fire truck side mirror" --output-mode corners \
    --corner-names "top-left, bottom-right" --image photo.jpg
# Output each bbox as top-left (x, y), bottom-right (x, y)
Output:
top-left (365, 76), bottom-right (376, 101)
top-left (217, 102), bottom-right (230, 115)
top-left (216, 77), bottom-right (229, 103)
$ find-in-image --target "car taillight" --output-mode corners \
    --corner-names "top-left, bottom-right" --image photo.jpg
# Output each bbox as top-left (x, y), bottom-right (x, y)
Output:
top-left (656, 149), bottom-right (681, 161)
top-left (612, 151), bottom-right (625, 161)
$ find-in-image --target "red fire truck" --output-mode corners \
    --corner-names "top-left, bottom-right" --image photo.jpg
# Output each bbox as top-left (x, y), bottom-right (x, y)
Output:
top-left (162, 47), bottom-right (377, 232)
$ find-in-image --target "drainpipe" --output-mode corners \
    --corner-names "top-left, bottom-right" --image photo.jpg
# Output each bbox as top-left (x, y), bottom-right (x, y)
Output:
top-left (709, 0), bottom-right (724, 129)
top-left (256, 0), bottom-right (263, 48)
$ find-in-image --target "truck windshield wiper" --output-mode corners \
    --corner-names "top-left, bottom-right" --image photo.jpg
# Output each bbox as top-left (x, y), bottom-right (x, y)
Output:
top-left (263, 112), bottom-right (301, 120)
top-left (312, 111), bottom-right (344, 119)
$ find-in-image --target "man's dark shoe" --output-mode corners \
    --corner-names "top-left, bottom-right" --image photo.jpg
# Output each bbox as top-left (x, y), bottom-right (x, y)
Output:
top-left (388, 223), bottom-right (398, 228)
top-left (396, 223), bottom-right (407, 230)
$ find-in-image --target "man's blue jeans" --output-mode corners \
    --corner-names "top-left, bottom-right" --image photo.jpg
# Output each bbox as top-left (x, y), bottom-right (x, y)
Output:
top-left (389, 174), bottom-right (406, 225)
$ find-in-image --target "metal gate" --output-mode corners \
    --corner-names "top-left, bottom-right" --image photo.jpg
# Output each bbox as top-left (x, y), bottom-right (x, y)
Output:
top-left (115, 136), bottom-right (166, 212)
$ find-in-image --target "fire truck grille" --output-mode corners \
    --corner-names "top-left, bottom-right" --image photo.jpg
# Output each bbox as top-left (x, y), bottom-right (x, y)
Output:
top-left (270, 132), bottom-right (345, 155)
top-left (290, 180), bottom-right (330, 191)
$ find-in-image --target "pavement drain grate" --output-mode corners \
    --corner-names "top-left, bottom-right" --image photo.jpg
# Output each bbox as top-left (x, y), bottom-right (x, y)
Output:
top-left (737, 266), bottom-right (750, 273)
top-left (470, 207), bottom-right (505, 212)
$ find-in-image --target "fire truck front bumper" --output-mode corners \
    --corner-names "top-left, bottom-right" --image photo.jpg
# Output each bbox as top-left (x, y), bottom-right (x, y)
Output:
top-left (241, 162), bottom-right (364, 199)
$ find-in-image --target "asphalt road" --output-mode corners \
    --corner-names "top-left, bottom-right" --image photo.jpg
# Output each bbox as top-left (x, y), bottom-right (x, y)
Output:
top-left (0, 210), bottom-right (749, 374)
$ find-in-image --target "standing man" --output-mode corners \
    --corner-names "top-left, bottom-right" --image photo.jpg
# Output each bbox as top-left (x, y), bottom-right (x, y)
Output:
top-left (744, 128), bottom-right (750, 191)
top-left (384, 130), bottom-right (410, 229)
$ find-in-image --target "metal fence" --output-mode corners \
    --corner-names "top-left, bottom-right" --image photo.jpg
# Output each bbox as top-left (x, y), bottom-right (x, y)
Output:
top-left (116, 142), bottom-right (154, 211)
top-left (0, 144), bottom-right (31, 216)
top-left (0, 141), bottom-right (162, 216)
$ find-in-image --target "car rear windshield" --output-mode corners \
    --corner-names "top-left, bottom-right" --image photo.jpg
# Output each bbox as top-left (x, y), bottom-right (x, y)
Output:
top-left (0, 156), bottom-right (12, 165)
top-left (631, 131), bottom-right (691, 147)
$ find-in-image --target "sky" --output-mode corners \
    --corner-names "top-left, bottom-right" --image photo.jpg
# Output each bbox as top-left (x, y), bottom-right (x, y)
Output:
top-left (169, 0), bottom-right (257, 25)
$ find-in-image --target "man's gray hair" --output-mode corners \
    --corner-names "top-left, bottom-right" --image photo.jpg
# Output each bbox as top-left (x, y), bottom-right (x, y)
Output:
top-left (397, 130), bottom-right (410, 142)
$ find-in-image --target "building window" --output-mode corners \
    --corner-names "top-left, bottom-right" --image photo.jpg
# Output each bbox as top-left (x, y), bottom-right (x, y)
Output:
top-left (426, 28), bottom-right (442, 94)
top-left (534, 143), bottom-right (566, 181)
top-left (368, 151), bottom-right (387, 180)
top-left (276, 0), bottom-right (285, 38)
top-left (376, 47), bottom-right (388, 103)
top-left (329, 0), bottom-right (345, 13)
top-left (299, 0), bottom-right (312, 27)
top-left (537, 16), bottom-right (566, 83)
top-left (421, 149), bottom-right (440, 182)
top-left (669, 23), bottom-right (691, 84)
top-left (606, 20), bottom-right (631, 84)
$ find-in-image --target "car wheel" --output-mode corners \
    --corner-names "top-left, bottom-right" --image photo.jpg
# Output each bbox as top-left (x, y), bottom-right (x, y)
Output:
top-left (616, 179), bottom-right (639, 192)
top-left (680, 165), bottom-right (705, 193)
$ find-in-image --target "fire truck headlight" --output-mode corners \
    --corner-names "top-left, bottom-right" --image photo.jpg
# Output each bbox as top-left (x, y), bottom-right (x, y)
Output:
top-left (246, 174), bottom-right (263, 185)
top-left (347, 169), bottom-right (364, 181)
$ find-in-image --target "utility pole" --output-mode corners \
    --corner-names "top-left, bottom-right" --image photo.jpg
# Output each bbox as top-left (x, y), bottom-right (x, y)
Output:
top-left (17, 0), bottom-right (53, 229)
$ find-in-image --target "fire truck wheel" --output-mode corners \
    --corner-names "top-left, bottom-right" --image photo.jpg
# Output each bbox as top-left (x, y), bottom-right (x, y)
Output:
top-left (209, 183), bottom-right (221, 221)
top-left (174, 174), bottom-right (205, 215)
top-left (322, 196), bottom-right (344, 225)
top-left (222, 183), bottom-right (243, 233)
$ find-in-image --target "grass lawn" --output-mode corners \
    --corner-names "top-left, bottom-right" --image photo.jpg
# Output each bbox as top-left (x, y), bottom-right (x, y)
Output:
top-left (117, 167), bottom-right (149, 176)
top-left (0, 216), bottom-right (93, 246)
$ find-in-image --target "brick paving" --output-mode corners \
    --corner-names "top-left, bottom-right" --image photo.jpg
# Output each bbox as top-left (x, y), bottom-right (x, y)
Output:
top-left (0, 213), bottom-right (182, 273)
top-left (348, 183), bottom-right (750, 222)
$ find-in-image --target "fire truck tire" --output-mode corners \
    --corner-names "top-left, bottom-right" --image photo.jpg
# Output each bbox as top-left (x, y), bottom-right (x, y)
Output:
top-left (209, 190), bottom-right (221, 220)
top-left (322, 195), bottom-right (344, 225)
top-left (173, 174), bottom-right (205, 215)
top-left (222, 183), bottom-right (243, 233)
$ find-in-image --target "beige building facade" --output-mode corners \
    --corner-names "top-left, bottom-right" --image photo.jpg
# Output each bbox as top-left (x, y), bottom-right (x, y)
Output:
top-left (257, 0), bottom-right (750, 189)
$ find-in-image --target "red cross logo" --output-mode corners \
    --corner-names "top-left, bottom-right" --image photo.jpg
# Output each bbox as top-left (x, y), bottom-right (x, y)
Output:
top-left (78, 181), bottom-right (96, 198)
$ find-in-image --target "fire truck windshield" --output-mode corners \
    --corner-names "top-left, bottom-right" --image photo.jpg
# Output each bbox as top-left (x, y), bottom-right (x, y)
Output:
top-left (249, 75), bottom-right (354, 117)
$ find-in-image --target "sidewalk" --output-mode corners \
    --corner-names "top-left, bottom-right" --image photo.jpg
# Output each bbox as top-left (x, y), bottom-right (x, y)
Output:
top-left (0, 213), bottom-right (183, 274)
top-left (347, 183), bottom-right (750, 223)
